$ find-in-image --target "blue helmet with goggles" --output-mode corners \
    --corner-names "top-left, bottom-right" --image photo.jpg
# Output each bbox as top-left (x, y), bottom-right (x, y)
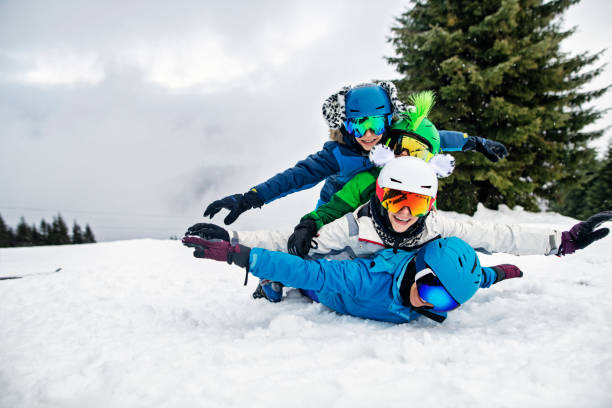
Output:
top-left (413, 237), bottom-right (482, 313)
top-left (344, 84), bottom-right (393, 138)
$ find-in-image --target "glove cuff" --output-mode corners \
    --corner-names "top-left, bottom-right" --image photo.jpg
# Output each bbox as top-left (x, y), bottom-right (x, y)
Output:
top-left (295, 218), bottom-right (318, 234)
top-left (228, 244), bottom-right (252, 270)
top-left (461, 135), bottom-right (478, 151)
top-left (244, 189), bottom-right (265, 208)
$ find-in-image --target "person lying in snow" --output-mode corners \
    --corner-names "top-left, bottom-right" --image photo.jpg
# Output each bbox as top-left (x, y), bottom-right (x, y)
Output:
top-left (185, 156), bottom-right (612, 303)
top-left (202, 83), bottom-right (507, 226)
top-left (182, 234), bottom-right (519, 324)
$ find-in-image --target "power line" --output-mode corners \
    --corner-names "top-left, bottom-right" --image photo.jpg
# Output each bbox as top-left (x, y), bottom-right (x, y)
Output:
top-left (0, 205), bottom-right (198, 220)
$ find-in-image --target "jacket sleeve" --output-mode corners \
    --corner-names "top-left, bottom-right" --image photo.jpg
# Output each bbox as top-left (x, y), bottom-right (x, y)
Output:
top-left (251, 143), bottom-right (341, 204)
top-left (301, 169), bottom-right (378, 229)
top-left (230, 229), bottom-right (292, 252)
top-left (249, 248), bottom-right (373, 296)
top-left (439, 130), bottom-right (468, 152)
top-left (429, 212), bottom-right (563, 255)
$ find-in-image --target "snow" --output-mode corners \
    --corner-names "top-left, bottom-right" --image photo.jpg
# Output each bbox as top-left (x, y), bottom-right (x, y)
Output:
top-left (1, 206), bottom-right (611, 408)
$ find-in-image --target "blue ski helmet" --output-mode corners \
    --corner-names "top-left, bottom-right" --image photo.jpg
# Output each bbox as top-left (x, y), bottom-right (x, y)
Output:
top-left (415, 237), bottom-right (482, 304)
top-left (344, 84), bottom-right (392, 119)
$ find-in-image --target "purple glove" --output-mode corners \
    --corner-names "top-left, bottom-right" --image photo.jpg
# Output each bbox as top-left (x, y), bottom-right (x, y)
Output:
top-left (182, 235), bottom-right (251, 269)
top-left (492, 264), bottom-right (524, 284)
top-left (560, 211), bottom-right (612, 255)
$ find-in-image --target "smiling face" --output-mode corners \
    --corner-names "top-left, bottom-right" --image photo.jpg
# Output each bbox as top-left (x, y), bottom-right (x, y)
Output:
top-left (355, 129), bottom-right (383, 151)
top-left (387, 205), bottom-right (419, 233)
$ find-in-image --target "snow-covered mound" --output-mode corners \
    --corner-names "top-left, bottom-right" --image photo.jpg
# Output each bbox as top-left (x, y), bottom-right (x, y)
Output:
top-left (1, 206), bottom-right (611, 407)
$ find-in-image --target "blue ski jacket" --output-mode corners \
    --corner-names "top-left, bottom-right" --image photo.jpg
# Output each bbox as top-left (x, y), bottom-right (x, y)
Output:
top-left (251, 130), bottom-right (469, 207)
top-left (248, 247), bottom-right (497, 324)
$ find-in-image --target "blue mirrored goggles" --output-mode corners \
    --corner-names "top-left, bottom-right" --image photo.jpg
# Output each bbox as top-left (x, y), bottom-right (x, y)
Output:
top-left (415, 268), bottom-right (460, 312)
top-left (344, 114), bottom-right (392, 138)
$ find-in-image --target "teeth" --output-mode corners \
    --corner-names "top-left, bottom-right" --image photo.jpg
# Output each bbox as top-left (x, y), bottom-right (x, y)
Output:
top-left (394, 216), bottom-right (410, 222)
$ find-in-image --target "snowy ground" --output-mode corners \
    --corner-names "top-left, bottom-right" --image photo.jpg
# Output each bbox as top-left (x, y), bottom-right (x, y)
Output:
top-left (1, 205), bottom-right (611, 408)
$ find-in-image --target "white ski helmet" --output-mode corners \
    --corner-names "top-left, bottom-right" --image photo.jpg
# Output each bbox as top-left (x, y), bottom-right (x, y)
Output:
top-left (377, 156), bottom-right (438, 197)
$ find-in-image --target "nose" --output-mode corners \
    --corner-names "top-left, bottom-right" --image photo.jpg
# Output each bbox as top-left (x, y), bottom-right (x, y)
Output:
top-left (364, 129), bottom-right (377, 138)
top-left (396, 206), bottom-right (412, 217)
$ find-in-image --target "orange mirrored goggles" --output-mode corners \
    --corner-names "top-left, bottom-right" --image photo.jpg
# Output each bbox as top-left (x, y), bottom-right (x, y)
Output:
top-left (375, 182), bottom-right (435, 216)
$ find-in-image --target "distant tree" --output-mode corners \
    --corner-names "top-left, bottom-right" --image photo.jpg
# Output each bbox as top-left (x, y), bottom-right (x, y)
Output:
top-left (552, 142), bottom-right (612, 219)
top-left (51, 214), bottom-right (70, 245)
top-left (0, 213), bottom-right (10, 247)
top-left (586, 143), bottom-right (612, 214)
top-left (388, 0), bottom-right (609, 214)
top-left (72, 222), bottom-right (84, 244)
top-left (39, 219), bottom-right (51, 245)
top-left (83, 225), bottom-right (96, 243)
top-left (30, 222), bottom-right (42, 245)
top-left (15, 217), bottom-right (33, 247)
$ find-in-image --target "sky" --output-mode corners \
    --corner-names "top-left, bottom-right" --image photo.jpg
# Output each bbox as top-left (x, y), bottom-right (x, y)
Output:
top-left (1, 0), bottom-right (611, 241)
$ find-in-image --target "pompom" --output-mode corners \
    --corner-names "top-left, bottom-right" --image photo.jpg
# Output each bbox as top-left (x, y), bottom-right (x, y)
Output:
top-left (369, 144), bottom-right (396, 167)
top-left (429, 154), bottom-right (456, 178)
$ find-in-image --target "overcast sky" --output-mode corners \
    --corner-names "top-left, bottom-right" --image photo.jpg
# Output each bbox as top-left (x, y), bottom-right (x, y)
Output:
top-left (1, 0), bottom-right (610, 241)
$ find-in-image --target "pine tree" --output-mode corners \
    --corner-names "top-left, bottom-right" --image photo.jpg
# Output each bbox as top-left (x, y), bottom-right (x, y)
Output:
top-left (72, 222), bottom-right (84, 244)
top-left (30, 223), bottom-right (42, 246)
top-left (586, 143), bottom-right (612, 214)
top-left (0, 213), bottom-right (10, 247)
top-left (39, 219), bottom-right (51, 246)
top-left (51, 214), bottom-right (70, 245)
top-left (388, 0), bottom-right (609, 214)
top-left (83, 225), bottom-right (96, 243)
top-left (15, 217), bottom-right (33, 247)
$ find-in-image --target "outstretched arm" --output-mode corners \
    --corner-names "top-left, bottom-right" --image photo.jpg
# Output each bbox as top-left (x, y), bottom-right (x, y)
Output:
top-left (439, 130), bottom-right (508, 162)
top-left (203, 144), bottom-right (341, 225)
top-left (182, 236), bottom-right (372, 297)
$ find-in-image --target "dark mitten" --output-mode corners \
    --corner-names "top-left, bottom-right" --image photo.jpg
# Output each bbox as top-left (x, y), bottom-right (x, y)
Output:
top-left (185, 223), bottom-right (230, 242)
top-left (287, 219), bottom-right (318, 258)
top-left (462, 136), bottom-right (508, 162)
top-left (203, 190), bottom-right (264, 225)
top-left (492, 264), bottom-right (524, 284)
top-left (182, 236), bottom-right (251, 269)
top-left (559, 211), bottom-right (612, 255)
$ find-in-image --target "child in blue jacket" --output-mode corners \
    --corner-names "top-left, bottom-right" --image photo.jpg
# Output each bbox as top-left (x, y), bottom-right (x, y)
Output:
top-left (203, 81), bottom-right (508, 225)
top-left (182, 234), bottom-right (524, 324)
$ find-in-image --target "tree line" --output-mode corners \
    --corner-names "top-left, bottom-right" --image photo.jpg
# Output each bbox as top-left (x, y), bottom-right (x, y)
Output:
top-left (0, 213), bottom-right (96, 247)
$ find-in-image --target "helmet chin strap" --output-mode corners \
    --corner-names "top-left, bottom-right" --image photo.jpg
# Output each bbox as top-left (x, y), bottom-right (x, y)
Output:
top-left (414, 307), bottom-right (446, 323)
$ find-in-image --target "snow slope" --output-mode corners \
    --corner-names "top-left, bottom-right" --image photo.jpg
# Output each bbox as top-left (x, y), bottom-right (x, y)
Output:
top-left (1, 205), bottom-right (611, 408)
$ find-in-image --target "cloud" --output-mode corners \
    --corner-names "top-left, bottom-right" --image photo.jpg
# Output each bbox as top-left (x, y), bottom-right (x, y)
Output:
top-left (5, 49), bottom-right (105, 86)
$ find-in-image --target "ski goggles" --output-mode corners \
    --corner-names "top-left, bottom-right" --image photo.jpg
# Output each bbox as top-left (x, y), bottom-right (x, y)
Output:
top-left (415, 268), bottom-right (460, 312)
top-left (344, 114), bottom-right (392, 138)
top-left (375, 182), bottom-right (435, 216)
top-left (393, 135), bottom-right (434, 162)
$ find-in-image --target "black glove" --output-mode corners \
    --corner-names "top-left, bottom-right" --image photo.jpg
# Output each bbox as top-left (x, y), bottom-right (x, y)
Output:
top-left (203, 190), bottom-right (264, 225)
top-left (185, 223), bottom-right (230, 242)
top-left (462, 136), bottom-right (508, 162)
top-left (287, 219), bottom-right (318, 258)
top-left (559, 211), bottom-right (612, 255)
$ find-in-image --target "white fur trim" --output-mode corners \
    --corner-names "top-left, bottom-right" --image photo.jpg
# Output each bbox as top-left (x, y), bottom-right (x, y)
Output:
top-left (369, 144), bottom-right (396, 168)
top-left (428, 154), bottom-right (456, 178)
